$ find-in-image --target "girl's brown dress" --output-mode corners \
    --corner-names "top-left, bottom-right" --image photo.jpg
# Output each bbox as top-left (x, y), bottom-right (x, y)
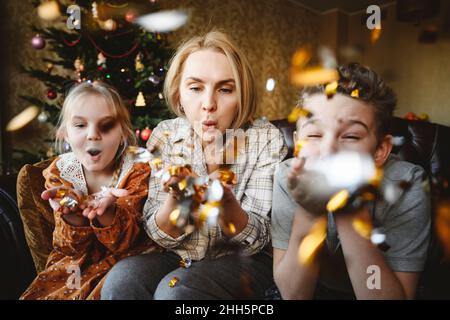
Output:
top-left (20, 152), bottom-right (160, 300)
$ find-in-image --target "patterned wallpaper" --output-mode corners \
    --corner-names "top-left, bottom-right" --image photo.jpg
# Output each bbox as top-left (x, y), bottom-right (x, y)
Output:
top-left (5, 0), bottom-right (318, 160)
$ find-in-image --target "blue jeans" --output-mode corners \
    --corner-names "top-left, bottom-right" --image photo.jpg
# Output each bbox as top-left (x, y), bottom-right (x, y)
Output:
top-left (101, 251), bottom-right (274, 300)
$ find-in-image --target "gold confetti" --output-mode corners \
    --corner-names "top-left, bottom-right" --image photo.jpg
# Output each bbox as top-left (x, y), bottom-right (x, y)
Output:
top-left (351, 89), bottom-right (359, 98)
top-left (178, 179), bottom-right (188, 191)
top-left (291, 67), bottom-right (339, 87)
top-left (56, 189), bottom-right (67, 198)
top-left (326, 189), bottom-right (350, 213)
top-left (179, 258), bottom-right (192, 269)
top-left (287, 107), bottom-right (311, 123)
top-left (371, 27), bottom-right (382, 44)
top-left (436, 199), bottom-right (450, 257)
top-left (293, 139), bottom-right (308, 157)
top-left (219, 168), bottom-right (237, 185)
top-left (291, 47), bottom-right (312, 68)
top-left (169, 277), bottom-right (179, 288)
top-left (228, 223), bottom-right (236, 234)
top-left (169, 209), bottom-right (180, 226)
top-left (6, 106), bottom-right (40, 132)
top-left (325, 81), bottom-right (338, 98)
top-left (352, 216), bottom-right (372, 239)
top-left (298, 217), bottom-right (327, 265)
top-left (369, 168), bottom-right (384, 187)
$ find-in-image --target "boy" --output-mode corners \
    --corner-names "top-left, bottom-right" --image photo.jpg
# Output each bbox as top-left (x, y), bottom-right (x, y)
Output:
top-left (271, 63), bottom-right (431, 299)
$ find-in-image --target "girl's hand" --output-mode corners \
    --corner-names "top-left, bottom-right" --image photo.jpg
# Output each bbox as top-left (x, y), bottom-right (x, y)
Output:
top-left (82, 188), bottom-right (129, 225)
top-left (41, 187), bottom-right (86, 215)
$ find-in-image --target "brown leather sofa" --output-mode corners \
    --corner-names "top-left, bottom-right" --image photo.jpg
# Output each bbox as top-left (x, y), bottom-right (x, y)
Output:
top-left (2, 117), bottom-right (450, 299)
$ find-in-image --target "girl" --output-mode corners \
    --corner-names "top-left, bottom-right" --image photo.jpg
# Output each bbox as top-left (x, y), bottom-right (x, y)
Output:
top-left (101, 31), bottom-right (287, 299)
top-left (20, 81), bottom-right (159, 300)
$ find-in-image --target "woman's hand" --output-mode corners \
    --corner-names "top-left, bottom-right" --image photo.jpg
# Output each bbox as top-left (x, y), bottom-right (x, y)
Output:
top-left (161, 170), bottom-right (198, 200)
top-left (82, 188), bottom-right (129, 227)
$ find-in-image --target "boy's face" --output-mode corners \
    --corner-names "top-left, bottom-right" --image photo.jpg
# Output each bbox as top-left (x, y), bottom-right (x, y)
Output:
top-left (295, 93), bottom-right (392, 168)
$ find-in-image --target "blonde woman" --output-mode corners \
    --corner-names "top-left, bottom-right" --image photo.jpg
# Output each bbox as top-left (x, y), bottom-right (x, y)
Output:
top-left (101, 31), bottom-right (287, 300)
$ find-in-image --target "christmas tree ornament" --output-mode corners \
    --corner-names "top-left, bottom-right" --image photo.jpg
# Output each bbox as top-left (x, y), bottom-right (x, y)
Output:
top-left (31, 34), bottom-right (46, 49)
top-left (98, 19), bottom-right (117, 31)
top-left (6, 106), bottom-right (40, 132)
top-left (74, 58), bottom-right (84, 72)
top-left (125, 10), bottom-right (137, 23)
top-left (92, 2), bottom-right (98, 19)
top-left (135, 91), bottom-right (146, 106)
top-left (47, 89), bottom-right (57, 100)
top-left (37, 110), bottom-right (49, 123)
top-left (97, 52), bottom-right (106, 66)
top-left (37, 1), bottom-right (61, 21)
top-left (135, 129), bottom-right (141, 139)
top-left (158, 92), bottom-right (164, 100)
top-left (135, 9), bottom-right (189, 33)
top-left (135, 53), bottom-right (145, 72)
top-left (140, 127), bottom-right (152, 141)
top-left (148, 74), bottom-right (160, 85)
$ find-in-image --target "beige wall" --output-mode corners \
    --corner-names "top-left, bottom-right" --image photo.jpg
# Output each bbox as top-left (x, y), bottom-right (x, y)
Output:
top-left (160, 0), bottom-right (319, 120)
top-left (345, 3), bottom-right (450, 126)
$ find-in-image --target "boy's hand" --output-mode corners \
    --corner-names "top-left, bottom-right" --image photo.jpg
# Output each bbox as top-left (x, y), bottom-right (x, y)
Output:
top-left (287, 157), bottom-right (330, 216)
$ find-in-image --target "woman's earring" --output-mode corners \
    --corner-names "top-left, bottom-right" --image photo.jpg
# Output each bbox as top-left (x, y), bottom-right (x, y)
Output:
top-left (63, 141), bottom-right (71, 152)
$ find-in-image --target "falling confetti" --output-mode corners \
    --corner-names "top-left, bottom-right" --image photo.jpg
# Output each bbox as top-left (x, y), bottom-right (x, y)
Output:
top-left (351, 89), bottom-right (360, 98)
top-left (135, 10), bottom-right (189, 33)
top-left (352, 216), bottom-right (372, 240)
top-left (293, 139), bottom-right (308, 158)
top-left (298, 217), bottom-right (327, 265)
top-left (325, 81), bottom-right (338, 98)
top-left (6, 106), bottom-right (40, 131)
top-left (179, 258), bottom-right (192, 269)
top-left (287, 107), bottom-right (312, 123)
top-left (326, 189), bottom-right (350, 213)
top-left (169, 277), bottom-right (179, 288)
top-left (291, 67), bottom-right (339, 87)
top-left (436, 199), bottom-right (450, 257)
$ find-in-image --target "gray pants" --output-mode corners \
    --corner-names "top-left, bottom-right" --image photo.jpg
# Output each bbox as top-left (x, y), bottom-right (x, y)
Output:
top-left (101, 251), bottom-right (273, 300)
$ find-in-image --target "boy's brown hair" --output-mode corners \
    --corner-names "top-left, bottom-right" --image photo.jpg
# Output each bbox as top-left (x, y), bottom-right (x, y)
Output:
top-left (299, 63), bottom-right (397, 142)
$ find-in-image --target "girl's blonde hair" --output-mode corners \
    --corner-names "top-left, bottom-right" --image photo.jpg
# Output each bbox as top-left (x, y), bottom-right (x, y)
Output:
top-left (55, 81), bottom-right (136, 160)
top-left (164, 30), bottom-right (257, 129)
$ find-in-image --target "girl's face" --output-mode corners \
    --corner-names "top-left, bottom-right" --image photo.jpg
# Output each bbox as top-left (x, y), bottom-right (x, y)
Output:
top-left (65, 94), bottom-right (123, 174)
top-left (179, 49), bottom-right (239, 144)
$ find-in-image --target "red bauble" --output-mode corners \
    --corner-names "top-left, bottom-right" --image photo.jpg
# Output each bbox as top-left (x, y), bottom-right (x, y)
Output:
top-left (125, 10), bottom-right (136, 23)
top-left (140, 127), bottom-right (152, 141)
top-left (47, 89), bottom-right (57, 100)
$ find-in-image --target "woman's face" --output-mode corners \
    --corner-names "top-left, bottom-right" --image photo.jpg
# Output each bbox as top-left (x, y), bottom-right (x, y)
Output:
top-left (179, 49), bottom-right (239, 145)
top-left (65, 94), bottom-right (123, 174)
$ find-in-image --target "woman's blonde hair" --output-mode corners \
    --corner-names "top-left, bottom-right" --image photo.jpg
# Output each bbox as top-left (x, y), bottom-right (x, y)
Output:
top-left (55, 81), bottom-right (136, 159)
top-left (164, 30), bottom-right (257, 129)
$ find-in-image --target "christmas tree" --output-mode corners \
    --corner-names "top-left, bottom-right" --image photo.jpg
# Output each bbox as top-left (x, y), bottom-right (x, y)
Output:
top-left (21, 0), bottom-right (175, 159)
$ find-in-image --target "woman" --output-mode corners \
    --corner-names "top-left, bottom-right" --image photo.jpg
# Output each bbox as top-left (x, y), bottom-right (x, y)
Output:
top-left (101, 31), bottom-right (287, 300)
